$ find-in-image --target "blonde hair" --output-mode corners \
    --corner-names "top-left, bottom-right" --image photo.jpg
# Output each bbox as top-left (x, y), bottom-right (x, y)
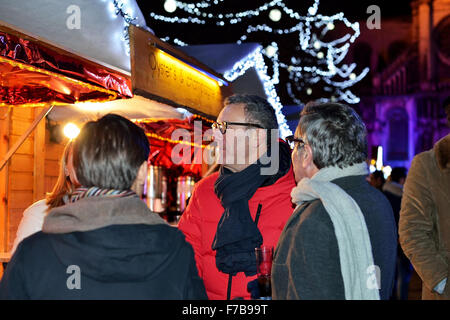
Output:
top-left (45, 141), bottom-right (74, 209)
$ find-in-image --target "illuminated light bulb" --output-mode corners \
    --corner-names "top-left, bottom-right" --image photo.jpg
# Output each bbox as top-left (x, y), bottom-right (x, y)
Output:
top-left (327, 22), bottom-right (335, 30)
top-left (313, 41), bottom-right (321, 49)
top-left (350, 73), bottom-right (356, 80)
top-left (164, 0), bottom-right (177, 13)
top-left (63, 123), bottom-right (80, 140)
top-left (265, 45), bottom-right (277, 58)
top-left (308, 6), bottom-right (317, 15)
top-left (329, 64), bottom-right (336, 74)
top-left (269, 9), bottom-right (282, 22)
top-left (376, 146), bottom-right (383, 170)
top-left (306, 88), bottom-right (312, 95)
top-left (382, 165), bottom-right (392, 180)
top-left (317, 51), bottom-right (324, 59)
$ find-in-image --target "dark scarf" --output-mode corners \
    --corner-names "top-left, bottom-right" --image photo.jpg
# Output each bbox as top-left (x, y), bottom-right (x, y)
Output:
top-left (211, 141), bottom-right (291, 276)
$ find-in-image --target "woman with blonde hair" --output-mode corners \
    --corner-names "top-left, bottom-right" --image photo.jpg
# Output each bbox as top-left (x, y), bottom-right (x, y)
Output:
top-left (11, 141), bottom-right (75, 254)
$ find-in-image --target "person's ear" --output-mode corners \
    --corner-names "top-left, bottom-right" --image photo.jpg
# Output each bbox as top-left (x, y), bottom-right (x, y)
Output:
top-left (303, 144), bottom-right (320, 176)
top-left (302, 144), bottom-right (318, 173)
top-left (136, 162), bottom-right (148, 185)
top-left (131, 162), bottom-right (148, 197)
top-left (302, 144), bottom-right (313, 166)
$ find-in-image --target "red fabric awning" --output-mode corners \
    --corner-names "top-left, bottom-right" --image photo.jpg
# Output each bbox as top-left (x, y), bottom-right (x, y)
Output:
top-left (0, 28), bottom-right (132, 107)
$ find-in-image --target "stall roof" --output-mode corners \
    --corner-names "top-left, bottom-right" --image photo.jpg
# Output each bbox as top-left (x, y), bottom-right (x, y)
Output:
top-left (0, 17), bottom-right (229, 121)
top-left (0, 0), bottom-right (149, 73)
top-left (48, 95), bottom-right (184, 123)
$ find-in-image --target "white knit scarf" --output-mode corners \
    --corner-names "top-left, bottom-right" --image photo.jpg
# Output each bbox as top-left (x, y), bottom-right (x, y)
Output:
top-left (290, 162), bottom-right (380, 300)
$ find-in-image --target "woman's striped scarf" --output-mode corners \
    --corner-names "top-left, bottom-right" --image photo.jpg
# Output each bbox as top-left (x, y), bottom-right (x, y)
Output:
top-left (64, 186), bottom-right (136, 204)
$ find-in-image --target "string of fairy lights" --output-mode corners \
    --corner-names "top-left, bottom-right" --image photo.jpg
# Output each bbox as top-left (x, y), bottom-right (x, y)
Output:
top-left (108, 0), bottom-right (140, 55)
top-left (147, 0), bottom-right (369, 108)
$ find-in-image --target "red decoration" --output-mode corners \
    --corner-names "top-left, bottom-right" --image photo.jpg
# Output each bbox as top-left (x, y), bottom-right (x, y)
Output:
top-left (137, 116), bottom-right (213, 211)
top-left (0, 30), bottom-right (132, 107)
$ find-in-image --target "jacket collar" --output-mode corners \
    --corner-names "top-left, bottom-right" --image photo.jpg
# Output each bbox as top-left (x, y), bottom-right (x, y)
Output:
top-left (434, 134), bottom-right (450, 172)
top-left (43, 195), bottom-right (166, 234)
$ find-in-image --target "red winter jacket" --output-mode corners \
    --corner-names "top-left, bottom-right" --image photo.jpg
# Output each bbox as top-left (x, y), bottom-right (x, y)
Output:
top-left (178, 165), bottom-right (296, 300)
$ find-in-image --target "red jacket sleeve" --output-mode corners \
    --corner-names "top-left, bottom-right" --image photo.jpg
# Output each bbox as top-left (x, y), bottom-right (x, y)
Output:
top-left (178, 185), bottom-right (204, 278)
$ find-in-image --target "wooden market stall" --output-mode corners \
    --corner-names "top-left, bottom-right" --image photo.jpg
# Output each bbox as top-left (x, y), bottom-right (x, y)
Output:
top-left (0, 21), bottom-right (231, 259)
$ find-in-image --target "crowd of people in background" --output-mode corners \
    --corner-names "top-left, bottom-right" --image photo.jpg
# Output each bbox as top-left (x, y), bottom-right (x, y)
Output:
top-left (369, 167), bottom-right (412, 300)
top-left (0, 94), bottom-right (448, 300)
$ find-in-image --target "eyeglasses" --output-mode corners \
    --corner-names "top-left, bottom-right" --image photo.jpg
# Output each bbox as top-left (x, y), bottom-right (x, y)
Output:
top-left (211, 121), bottom-right (265, 134)
top-left (285, 135), bottom-right (306, 150)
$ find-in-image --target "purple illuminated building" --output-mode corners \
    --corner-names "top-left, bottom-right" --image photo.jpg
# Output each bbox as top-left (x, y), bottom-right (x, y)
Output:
top-left (354, 0), bottom-right (450, 168)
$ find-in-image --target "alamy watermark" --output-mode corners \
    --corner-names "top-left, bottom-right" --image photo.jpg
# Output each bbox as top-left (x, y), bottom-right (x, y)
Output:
top-left (66, 265), bottom-right (81, 290)
top-left (366, 5), bottom-right (381, 30)
top-left (66, 5), bottom-right (81, 30)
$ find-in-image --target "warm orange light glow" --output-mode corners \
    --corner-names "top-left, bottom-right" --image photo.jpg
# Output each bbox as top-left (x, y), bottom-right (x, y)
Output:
top-left (135, 113), bottom-right (214, 125)
top-left (146, 132), bottom-right (209, 149)
top-left (156, 49), bottom-right (221, 89)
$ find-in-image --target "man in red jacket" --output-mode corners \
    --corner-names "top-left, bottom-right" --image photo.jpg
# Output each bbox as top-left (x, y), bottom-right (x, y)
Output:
top-left (178, 94), bottom-right (296, 300)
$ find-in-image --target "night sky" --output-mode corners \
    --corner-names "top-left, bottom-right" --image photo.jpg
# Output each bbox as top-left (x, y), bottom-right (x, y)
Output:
top-left (136, 0), bottom-right (414, 106)
top-left (138, 0), bottom-right (413, 43)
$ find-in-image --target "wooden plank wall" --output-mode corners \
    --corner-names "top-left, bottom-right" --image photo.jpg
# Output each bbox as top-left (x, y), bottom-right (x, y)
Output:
top-left (1, 108), bottom-right (65, 252)
top-left (7, 108), bottom-right (35, 252)
top-left (0, 107), bottom-right (11, 253)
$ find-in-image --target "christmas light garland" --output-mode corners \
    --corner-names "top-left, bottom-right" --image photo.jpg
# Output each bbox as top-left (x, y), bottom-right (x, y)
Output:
top-left (109, 0), bottom-right (139, 56)
top-left (148, 0), bottom-right (369, 107)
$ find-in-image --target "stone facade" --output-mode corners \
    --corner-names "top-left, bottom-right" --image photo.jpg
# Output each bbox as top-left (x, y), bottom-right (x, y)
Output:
top-left (356, 0), bottom-right (450, 168)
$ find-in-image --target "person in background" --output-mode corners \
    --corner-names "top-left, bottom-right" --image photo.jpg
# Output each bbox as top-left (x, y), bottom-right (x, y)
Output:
top-left (11, 141), bottom-right (77, 255)
top-left (0, 114), bottom-right (207, 299)
top-left (383, 167), bottom-right (407, 225)
top-left (382, 167), bottom-right (412, 300)
top-left (399, 98), bottom-right (450, 300)
top-left (178, 94), bottom-right (296, 300)
top-left (369, 170), bottom-right (385, 192)
top-left (272, 102), bottom-right (397, 300)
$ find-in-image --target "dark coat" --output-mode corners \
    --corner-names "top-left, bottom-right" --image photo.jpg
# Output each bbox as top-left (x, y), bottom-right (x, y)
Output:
top-left (0, 196), bottom-right (207, 300)
top-left (272, 175), bottom-right (398, 300)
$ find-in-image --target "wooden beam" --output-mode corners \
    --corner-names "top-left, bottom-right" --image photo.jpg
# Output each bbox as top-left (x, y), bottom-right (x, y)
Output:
top-left (0, 106), bottom-right (53, 172)
top-left (33, 107), bottom-right (46, 202)
top-left (0, 107), bottom-right (11, 252)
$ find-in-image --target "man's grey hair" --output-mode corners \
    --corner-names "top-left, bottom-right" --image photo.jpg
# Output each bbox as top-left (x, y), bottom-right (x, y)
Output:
top-left (297, 102), bottom-right (368, 169)
top-left (224, 94), bottom-right (278, 129)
